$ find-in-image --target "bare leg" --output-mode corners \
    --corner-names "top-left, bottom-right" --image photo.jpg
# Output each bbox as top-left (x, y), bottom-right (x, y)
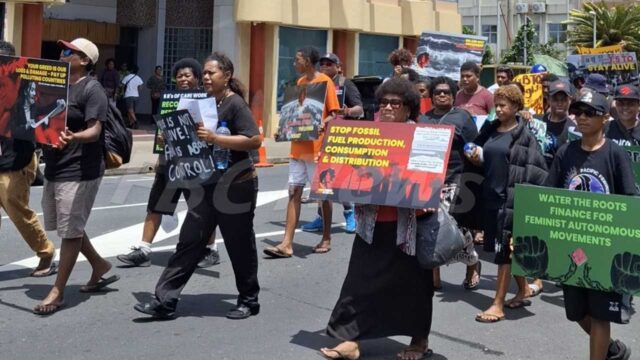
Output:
top-left (36, 236), bottom-right (83, 308)
top-left (477, 264), bottom-right (510, 320)
top-left (433, 267), bottom-right (441, 289)
top-left (79, 232), bottom-right (112, 285)
top-left (589, 318), bottom-right (611, 360)
top-left (275, 185), bottom-right (303, 255)
top-left (506, 275), bottom-right (532, 305)
top-left (142, 212), bottom-right (162, 244)
top-left (313, 200), bottom-right (332, 252)
top-left (320, 341), bottom-right (360, 360)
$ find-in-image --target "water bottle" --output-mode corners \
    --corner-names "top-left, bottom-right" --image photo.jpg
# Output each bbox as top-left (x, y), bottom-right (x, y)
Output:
top-left (213, 121), bottom-right (231, 171)
top-left (464, 142), bottom-right (483, 162)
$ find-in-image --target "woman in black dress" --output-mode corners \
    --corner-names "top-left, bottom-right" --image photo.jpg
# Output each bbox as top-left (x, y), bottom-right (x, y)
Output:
top-left (320, 77), bottom-right (434, 360)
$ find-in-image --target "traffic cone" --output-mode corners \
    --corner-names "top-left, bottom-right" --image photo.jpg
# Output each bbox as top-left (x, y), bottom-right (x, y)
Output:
top-left (255, 117), bottom-right (273, 168)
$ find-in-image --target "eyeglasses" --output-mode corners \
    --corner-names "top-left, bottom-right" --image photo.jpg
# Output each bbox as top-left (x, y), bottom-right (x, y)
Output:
top-left (570, 107), bottom-right (603, 117)
top-left (378, 98), bottom-right (403, 109)
top-left (433, 89), bottom-right (452, 96)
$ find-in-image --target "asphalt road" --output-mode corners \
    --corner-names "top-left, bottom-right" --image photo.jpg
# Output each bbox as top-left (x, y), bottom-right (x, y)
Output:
top-left (0, 165), bottom-right (637, 359)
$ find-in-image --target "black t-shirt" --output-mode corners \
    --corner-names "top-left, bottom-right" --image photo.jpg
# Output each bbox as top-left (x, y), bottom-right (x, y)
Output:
top-left (548, 140), bottom-right (637, 195)
top-left (44, 78), bottom-right (107, 181)
top-left (213, 94), bottom-right (260, 181)
top-left (605, 119), bottom-right (640, 147)
top-left (543, 113), bottom-right (576, 167)
top-left (420, 108), bottom-right (478, 184)
top-left (0, 138), bottom-right (34, 172)
top-left (481, 128), bottom-right (513, 208)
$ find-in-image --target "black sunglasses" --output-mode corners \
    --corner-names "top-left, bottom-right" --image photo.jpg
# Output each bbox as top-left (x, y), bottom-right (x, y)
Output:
top-left (378, 98), bottom-right (404, 109)
top-left (433, 89), bottom-right (452, 96)
top-left (570, 107), bottom-right (603, 117)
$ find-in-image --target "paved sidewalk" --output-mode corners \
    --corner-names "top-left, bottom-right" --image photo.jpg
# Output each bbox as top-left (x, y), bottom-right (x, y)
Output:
top-left (106, 128), bottom-right (291, 176)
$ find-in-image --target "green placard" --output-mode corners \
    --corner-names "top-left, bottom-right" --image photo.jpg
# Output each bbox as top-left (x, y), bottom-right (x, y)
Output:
top-left (512, 184), bottom-right (640, 295)
top-left (623, 146), bottom-right (640, 185)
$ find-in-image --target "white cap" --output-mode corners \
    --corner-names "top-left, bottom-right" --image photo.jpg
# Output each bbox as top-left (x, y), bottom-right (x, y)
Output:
top-left (57, 38), bottom-right (99, 64)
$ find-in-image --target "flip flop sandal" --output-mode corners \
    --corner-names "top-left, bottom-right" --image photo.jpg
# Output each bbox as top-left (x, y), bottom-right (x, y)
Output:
top-left (30, 262), bottom-right (58, 277)
top-left (475, 313), bottom-right (504, 323)
top-left (528, 284), bottom-right (543, 297)
top-left (312, 245), bottom-right (331, 254)
top-left (33, 301), bottom-right (65, 316)
top-left (79, 274), bottom-right (120, 293)
top-left (464, 262), bottom-right (482, 290)
top-left (505, 299), bottom-right (532, 309)
top-left (398, 348), bottom-right (433, 360)
top-left (263, 247), bottom-right (292, 258)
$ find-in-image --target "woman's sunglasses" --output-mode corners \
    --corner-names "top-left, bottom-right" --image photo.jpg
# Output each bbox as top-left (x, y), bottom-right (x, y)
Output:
top-left (61, 48), bottom-right (83, 58)
top-left (378, 98), bottom-right (403, 109)
top-left (433, 89), bottom-right (452, 96)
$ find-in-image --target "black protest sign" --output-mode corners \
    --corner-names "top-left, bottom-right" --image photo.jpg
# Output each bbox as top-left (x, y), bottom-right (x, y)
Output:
top-left (153, 89), bottom-right (208, 153)
top-left (154, 110), bottom-right (215, 186)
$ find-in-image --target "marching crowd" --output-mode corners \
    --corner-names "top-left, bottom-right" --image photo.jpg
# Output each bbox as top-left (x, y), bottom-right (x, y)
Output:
top-left (1, 36), bottom-right (637, 360)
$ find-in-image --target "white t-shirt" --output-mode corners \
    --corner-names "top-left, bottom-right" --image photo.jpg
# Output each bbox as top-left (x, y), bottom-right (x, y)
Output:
top-left (487, 83), bottom-right (500, 94)
top-left (122, 74), bottom-right (143, 98)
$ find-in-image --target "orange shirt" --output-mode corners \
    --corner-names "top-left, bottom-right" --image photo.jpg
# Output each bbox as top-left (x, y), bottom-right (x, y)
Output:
top-left (290, 72), bottom-right (340, 160)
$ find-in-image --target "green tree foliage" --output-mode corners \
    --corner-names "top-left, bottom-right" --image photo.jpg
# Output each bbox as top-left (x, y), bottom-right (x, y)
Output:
top-left (501, 18), bottom-right (562, 64)
top-left (565, 1), bottom-right (640, 55)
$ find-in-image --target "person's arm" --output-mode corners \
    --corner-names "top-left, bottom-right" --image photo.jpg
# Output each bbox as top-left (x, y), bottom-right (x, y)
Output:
top-left (59, 119), bottom-right (102, 146)
top-left (196, 98), bottom-right (261, 151)
top-left (343, 80), bottom-right (364, 118)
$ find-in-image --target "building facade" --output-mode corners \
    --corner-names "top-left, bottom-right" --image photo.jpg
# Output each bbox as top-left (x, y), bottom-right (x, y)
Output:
top-left (4, 0), bottom-right (462, 136)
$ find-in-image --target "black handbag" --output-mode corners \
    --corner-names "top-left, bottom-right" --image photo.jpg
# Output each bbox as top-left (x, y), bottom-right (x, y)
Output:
top-left (416, 204), bottom-right (466, 269)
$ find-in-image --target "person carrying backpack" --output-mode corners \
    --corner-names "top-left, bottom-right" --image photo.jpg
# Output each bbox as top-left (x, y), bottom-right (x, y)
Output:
top-left (34, 38), bottom-right (120, 315)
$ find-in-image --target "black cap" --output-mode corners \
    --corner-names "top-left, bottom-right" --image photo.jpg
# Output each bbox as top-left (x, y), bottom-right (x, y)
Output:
top-left (584, 73), bottom-right (609, 95)
top-left (319, 53), bottom-right (340, 65)
top-left (548, 80), bottom-right (572, 97)
top-left (570, 90), bottom-right (610, 115)
top-left (614, 85), bottom-right (640, 100)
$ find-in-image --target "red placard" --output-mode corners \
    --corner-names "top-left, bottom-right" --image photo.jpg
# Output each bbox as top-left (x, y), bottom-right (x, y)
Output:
top-left (310, 120), bottom-right (455, 209)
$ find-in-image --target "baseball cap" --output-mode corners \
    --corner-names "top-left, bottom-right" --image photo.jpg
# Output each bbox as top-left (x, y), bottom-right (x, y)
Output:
top-left (570, 90), bottom-right (610, 115)
top-left (614, 84), bottom-right (640, 100)
top-left (57, 38), bottom-right (99, 65)
top-left (584, 73), bottom-right (608, 95)
top-left (548, 80), bottom-right (572, 97)
top-left (319, 53), bottom-right (340, 65)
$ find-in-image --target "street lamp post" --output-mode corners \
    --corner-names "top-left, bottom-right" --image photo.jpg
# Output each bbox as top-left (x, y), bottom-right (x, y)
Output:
top-left (589, 11), bottom-right (596, 48)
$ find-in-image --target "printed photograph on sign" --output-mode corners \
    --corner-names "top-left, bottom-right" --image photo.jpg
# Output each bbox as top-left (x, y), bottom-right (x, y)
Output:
top-left (275, 82), bottom-right (327, 142)
top-left (0, 55), bottom-right (69, 146)
top-left (310, 120), bottom-right (454, 209)
top-left (418, 31), bottom-right (487, 81)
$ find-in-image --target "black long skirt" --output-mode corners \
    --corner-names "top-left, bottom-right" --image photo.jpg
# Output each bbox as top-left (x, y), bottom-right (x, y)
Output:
top-left (326, 221), bottom-right (434, 341)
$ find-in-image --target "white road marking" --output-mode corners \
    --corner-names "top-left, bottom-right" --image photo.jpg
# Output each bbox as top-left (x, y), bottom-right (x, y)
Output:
top-left (0, 201), bottom-right (185, 220)
top-left (0, 189), bottom-right (291, 273)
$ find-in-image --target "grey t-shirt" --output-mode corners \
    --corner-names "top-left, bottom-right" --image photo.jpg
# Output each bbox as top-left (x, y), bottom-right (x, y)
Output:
top-left (44, 78), bottom-right (107, 181)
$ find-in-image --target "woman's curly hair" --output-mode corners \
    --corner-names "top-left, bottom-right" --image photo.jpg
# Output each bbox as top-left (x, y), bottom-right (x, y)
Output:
top-left (494, 84), bottom-right (524, 111)
top-left (388, 48), bottom-right (414, 67)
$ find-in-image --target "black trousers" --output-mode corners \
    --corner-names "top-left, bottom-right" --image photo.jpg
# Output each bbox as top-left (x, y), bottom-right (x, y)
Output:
top-left (154, 177), bottom-right (259, 311)
top-left (151, 97), bottom-right (160, 115)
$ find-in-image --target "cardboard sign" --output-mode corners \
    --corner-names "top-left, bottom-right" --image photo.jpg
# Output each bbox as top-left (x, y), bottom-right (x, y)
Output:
top-left (154, 90), bottom-right (208, 153)
top-left (154, 110), bottom-right (215, 186)
top-left (514, 73), bottom-right (544, 115)
top-left (623, 146), bottom-right (640, 186)
top-left (418, 31), bottom-right (487, 81)
top-left (512, 185), bottom-right (640, 295)
top-left (310, 120), bottom-right (454, 209)
top-left (576, 44), bottom-right (624, 55)
top-left (275, 82), bottom-right (327, 142)
top-left (0, 55), bottom-right (69, 146)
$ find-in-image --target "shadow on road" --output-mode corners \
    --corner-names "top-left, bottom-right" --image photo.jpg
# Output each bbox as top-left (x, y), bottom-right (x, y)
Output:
top-left (0, 283), bottom-right (118, 315)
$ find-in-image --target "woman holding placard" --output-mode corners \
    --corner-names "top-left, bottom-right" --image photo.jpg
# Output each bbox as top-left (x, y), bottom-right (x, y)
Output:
top-left (320, 77), bottom-right (434, 360)
top-left (134, 52), bottom-right (262, 320)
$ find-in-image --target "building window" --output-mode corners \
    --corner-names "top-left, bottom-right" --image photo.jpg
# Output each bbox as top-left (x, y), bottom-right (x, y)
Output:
top-left (277, 26), bottom-right (327, 110)
top-left (481, 25), bottom-right (497, 44)
top-left (358, 34), bottom-right (399, 77)
top-left (548, 23), bottom-right (567, 44)
top-left (163, 27), bottom-right (212, 89)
